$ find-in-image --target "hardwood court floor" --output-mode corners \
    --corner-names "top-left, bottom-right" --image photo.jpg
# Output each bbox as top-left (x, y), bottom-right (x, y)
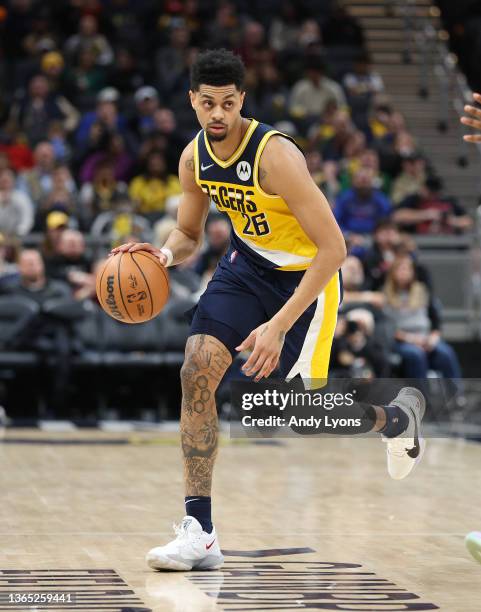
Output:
top-left (1, 428), bottom-right (481, 611)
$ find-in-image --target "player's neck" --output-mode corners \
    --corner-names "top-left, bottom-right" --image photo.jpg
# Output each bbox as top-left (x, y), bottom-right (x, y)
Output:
top-left (209, 117), bottom-right (250, 161)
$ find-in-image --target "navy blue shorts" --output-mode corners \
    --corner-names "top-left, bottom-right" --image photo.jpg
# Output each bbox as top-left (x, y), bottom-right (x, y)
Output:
top-left (188, 249), bottom-right (341, 379)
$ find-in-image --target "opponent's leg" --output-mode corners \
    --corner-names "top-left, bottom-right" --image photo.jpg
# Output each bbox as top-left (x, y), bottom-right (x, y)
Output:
top-left (146, 333), bottom-right (232, 571)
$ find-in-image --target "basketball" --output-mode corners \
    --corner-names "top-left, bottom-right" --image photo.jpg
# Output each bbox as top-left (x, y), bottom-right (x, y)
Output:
top-left (96, 250), bottom-right (169, 324)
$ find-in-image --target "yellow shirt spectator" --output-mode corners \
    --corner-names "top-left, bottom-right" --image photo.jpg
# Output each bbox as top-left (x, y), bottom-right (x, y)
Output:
top-left (129, 151), bottom-right (181, 214)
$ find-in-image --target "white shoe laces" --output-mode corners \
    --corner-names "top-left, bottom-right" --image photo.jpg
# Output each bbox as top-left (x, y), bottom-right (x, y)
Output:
top-left (173, 522), bottom-right (202, 544)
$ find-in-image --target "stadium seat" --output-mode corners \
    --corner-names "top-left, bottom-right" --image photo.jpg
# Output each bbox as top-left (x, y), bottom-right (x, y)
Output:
top-left (101, 313), bottom-right (167, 366)
top-left (163, 297), bottom-right (196, 352)
top-left (0, 296), bottom-right (40, 368)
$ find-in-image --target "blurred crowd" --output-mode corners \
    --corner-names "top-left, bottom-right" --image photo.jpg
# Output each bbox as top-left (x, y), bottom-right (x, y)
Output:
top-left (0, 0), bottom-right (470, 396)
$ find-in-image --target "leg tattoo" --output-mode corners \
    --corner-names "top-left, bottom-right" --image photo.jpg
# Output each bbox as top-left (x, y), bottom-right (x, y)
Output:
top-left (180, 334), bottom-right (232, 496)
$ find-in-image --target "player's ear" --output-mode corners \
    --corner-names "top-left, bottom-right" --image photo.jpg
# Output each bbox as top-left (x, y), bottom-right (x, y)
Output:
top-left (189, 90), bottom-right (196, 109)
top-left (239, 90), bottom-right (246, 110)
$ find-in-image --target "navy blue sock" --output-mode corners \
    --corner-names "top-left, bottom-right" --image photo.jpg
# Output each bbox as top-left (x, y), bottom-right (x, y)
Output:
top-left (379, 405), bottom-right (409, 438)
top-left (185, 496), bottom-right (212, 533)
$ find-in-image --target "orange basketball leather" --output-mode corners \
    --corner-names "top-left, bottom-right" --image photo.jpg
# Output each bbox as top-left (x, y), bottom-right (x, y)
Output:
top-left (96, 251), bottom-right (170, 323)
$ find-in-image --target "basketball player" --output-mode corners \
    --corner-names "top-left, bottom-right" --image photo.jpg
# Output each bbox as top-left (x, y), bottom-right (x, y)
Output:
top-left (111, 50), bottom-right (425, 571)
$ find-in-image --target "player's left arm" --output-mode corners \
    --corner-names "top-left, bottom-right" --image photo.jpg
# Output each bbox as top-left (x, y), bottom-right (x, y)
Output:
top-left (237, 136), bottom-right (346, 380)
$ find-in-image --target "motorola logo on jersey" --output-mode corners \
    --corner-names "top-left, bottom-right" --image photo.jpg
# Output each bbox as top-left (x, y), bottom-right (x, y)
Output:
top-left (236, 160), bottom-right (251, 181)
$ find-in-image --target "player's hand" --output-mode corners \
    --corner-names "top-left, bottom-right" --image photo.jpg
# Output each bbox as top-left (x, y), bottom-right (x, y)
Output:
top-left (236, 320), bottom-right (286, 382)
top-left (109, 242), bottom-right (167, 265)
top-left (461, 93), bottom-right (481, 142)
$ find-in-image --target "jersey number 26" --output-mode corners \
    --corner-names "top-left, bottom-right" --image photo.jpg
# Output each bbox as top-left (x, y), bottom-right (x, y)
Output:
top-left (241, 212), bottom-right (271, 237)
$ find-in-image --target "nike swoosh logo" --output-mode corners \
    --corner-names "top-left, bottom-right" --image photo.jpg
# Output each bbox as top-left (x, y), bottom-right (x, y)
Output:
top-left (406, 408), bottom-right (420, 458)
top-left (201, 163), bottom-right (214, 171)
top-left (206, 539), bottom-right (216, 550)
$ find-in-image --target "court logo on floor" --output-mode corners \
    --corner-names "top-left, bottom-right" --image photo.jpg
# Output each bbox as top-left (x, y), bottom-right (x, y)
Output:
top-left (188, 548), bottom-right (440, 610)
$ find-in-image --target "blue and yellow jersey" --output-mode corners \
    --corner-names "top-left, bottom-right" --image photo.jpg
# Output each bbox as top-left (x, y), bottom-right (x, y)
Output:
top-left (194, 119), bottom-right (318, 272)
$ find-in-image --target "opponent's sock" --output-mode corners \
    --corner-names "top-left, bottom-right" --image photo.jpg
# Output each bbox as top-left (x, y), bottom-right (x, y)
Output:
top-left (185, 496), bottom-right (212, 533)
top-left (379, 405), bottom-right (410, 438)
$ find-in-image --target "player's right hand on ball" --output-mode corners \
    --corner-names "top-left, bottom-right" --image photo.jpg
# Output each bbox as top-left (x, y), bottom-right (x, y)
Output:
top-left (109, 242), bottom-right (167, 266)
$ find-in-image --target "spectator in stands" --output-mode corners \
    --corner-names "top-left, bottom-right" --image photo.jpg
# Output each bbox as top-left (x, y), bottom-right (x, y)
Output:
top-left (5, 249), bottom-right (70, 305)
top-left (331, 312), bottom-right (389, 378)
top-left (65, 45), bottom-right (107, 107)
top-left (0, 234), bottom-right (20, 290)
top-left (297, 19), bottom-right (322, 50)
top-left (40, 51), bottom-right (67, 94)
top-left (394, 176), bottom-right (473, 234)
top-left (359, 219), bottom-right (432, 292)
top-left (78, 160), bottom-right (128, 229)
top-left (289, 54), bottom-right (346, 125)
top-left (109, 47), bottom-right (144, 96)
top-left (334, 167), bottom-right (392, 239)
top-left (90, 195), bottom-right (151, 245)
top-left (151, 107), bottom-right (188, 172)
top-left (383, 254), bottom-right (462, 380)
top-left (361, 219), bottom-right (401, 290)
top-left (47, 121), bottom-right (71, 163)
top-left (5, 247), bottom-right (75, 415)
top-left (343, 52), bottom-right (384, 130)
top-left (41, 211), bottom-right (70, 258)
top-left (236, 20), bottom-right (267, 68)
top-left (79, 133), bottom-right (134, 184)
top-left (129, 150), bottom-right (181, 219)
top-left (340, 130), bottom-right (367, 177)
top-left (17, 141), bottom-right (56, 206)
top-left (195, 215), bottom-right (231, 281)
top-left (203, 3), bottom-right (242, 50)
top-left (369, 101), bottom-right (395, 141)
top-left (245, 63), bottom-right (289, 126)
top-left (64, 14), bottom-right (114, 67)
top-left (305, 150), bottom-right (340, 203)
top-left (155, 23), bottom-right (191, 98)
top-left (0, 169), bottom-right (34, 237)
top-left (36, 164), bottom-right (78, 230)
top-left (269, 2), bottom-right (301, 52)
top-left (368, 105), bottom-right (416, 176)
top-left (341, 255), bottom-right (385, 309)
top-left (0, 123), bottom-right (34, 172)
top-left (130, 86), bottom-right (160, 141)
top-left (21, 6), bottom-right (56, 60)
top-left (320, 109), bottom-right (355, 162)
top-left (75, 87), bottom-right (126, 150)
top-left (339, 148), bottom-right (391, 194)
top-left (45, 229), bottom-right (93, 300)
top-left (10, 74), bottom-right (79, 145)
top-left (46, 229), bottom-right (90, 276)
top-left (391, 152), bottom-right (427, 206)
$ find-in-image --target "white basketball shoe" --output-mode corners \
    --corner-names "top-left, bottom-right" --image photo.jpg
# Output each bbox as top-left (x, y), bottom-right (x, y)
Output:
top-left (382, 387), bottom-right (426, 480)
top-left (146, 516), bottom-right (224, 571)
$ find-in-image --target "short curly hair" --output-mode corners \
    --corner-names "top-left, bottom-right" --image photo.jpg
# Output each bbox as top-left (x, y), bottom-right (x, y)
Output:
top-left (190, 48), bottom-right (245, 91)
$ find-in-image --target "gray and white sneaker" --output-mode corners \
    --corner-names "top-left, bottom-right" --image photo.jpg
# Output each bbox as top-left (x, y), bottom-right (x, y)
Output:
top-left (146, 516), bottom-right (224, 571)
top-left (382, 387), bottom-right (426, 480)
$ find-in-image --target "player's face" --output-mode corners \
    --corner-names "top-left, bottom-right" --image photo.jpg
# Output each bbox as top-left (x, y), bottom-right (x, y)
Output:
top-left (190, 84), bottom-right (245, 142)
